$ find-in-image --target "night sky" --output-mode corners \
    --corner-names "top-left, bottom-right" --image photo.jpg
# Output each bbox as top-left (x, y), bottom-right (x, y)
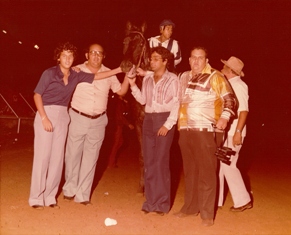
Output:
top-left (1, 0), bottom-right (290, 163)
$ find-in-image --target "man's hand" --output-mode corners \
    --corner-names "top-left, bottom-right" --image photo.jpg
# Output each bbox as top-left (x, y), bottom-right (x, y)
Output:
top-left (127, 65), bottom-right (137, 79)
top-left (71, 66), bottom-right (81, 73)
top-left (128, 76), bottom-right (136, 87)
top-left (216, 118), bottom-right (228, 130)
top-left (136, 68), bottom-right (146, 77)
top-left (157, 126), bottom-right (169, 136)
top-left (232, 132), bottom-right (242, 147)
top-left (42, 117), bottom-right (53, 132)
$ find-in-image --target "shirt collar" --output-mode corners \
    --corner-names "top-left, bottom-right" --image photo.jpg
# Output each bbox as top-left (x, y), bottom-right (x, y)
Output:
top-left (150, 69), bottom-right (169, 81)
top-left (56, 64), bottom-right (73, 80)
top-left (228, 75), bottom-right (241, 82)
top-left (84, 61), bottom-right (104, 72)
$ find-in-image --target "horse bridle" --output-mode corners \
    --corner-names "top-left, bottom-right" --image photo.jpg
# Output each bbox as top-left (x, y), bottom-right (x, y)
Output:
top-left (126, 30), bottom-right (147, 69)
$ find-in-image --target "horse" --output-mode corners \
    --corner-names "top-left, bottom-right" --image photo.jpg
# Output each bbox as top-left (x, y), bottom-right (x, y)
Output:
top-left (121, 20), bottom-right (151, 194)
top-left (121, 20), bottom-right (150, 72)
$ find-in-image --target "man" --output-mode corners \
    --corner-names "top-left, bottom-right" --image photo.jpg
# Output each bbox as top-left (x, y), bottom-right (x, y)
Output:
top-left (62, 43), bottom-right (130, 205)
top-left (148, 19), bottom-right (182, 67)
top-left (136, 19), bottom-right (180, 193)
top-left (218, 56), bottom-right (252, 212)
top-left (175, 47), bottom-right (237, 226)
top-left (129, 46), bottom-right (180, 215)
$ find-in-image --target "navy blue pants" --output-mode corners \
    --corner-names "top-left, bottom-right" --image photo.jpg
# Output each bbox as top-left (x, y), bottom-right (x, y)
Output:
top-left (141, 112), bottom-right (175, 213)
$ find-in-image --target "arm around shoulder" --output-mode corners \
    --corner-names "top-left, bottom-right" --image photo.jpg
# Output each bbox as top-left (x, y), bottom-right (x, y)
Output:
top-left (94, 67), bottom-right (122, 80)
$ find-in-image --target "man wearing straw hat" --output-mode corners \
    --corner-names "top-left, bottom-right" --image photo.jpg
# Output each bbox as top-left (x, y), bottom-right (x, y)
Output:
top-left (218, 56), bottom-right (252, 212)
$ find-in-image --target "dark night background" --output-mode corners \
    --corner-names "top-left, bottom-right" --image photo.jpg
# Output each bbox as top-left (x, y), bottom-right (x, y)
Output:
top-left (0, 0), bottom-right (290, 170)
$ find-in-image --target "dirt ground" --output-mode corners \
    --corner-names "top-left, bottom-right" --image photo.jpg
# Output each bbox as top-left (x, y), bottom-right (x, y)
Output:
top-left (1, 129), bottom-right (291, 235)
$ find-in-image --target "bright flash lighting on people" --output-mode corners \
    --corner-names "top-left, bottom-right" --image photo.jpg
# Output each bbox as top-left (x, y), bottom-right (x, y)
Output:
top-left (34, 44), bottom-right (39, 49)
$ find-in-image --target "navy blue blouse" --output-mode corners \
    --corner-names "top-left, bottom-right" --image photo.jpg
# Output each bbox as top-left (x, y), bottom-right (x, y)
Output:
top-left (34, 65), bottom-right (94, 106)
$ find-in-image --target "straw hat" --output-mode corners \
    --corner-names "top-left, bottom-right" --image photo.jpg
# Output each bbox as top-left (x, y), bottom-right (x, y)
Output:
top-left (221, 56), bottom-right (244, 77)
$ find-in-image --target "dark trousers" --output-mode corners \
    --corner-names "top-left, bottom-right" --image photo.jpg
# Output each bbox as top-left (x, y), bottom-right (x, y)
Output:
top-left (142, 112), bottom-right (175, 213)
top-left (178, 130), bottom-right (223, 219)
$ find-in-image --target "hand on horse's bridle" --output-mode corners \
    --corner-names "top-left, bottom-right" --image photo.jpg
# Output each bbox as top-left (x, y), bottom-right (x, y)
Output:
top-left (127, 65), bottom-right (137, 79)
top-left (120, 60), bottom-right (133, 73)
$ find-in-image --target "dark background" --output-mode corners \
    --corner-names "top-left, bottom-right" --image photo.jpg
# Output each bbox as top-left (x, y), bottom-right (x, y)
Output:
top-left (0, 0), bottom-right (290, 169)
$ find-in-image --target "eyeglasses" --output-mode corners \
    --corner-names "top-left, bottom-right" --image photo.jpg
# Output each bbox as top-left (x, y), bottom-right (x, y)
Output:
top-left (89, 50), bottom-right (104, 57)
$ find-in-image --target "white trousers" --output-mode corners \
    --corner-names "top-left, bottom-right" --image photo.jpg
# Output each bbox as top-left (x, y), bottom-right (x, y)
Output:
top-left (62, 108), bottom-right (107, 202)
top-left (218, 135), bottom-right (251, 207)
top-left (29, 105), bottom-right (69, 206)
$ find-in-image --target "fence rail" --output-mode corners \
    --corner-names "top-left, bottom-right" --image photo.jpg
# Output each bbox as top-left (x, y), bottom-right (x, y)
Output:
top-left (0, 93), bottom-right (35, 134)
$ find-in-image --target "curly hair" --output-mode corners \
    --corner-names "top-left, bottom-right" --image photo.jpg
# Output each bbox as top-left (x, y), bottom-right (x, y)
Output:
top-left (150, 46), bottom-right (174, 72)
top-left (53, 42), bottom-right (78, 62)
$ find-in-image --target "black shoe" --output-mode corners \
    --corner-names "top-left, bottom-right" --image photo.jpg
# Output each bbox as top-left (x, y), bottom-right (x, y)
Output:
top-left (64, 195), bottom-right (74, 201)
top-left (154, 211), bottom-right (165, 216)
top-left (32, 205), bottom-right (44, 210)
top-left (230, 201), bottom-right (252, 212)
top-left (141, 209), bottom-right (149, 214)
top-left (80, 201), bottom-right (92, 206)
top-left (49, 204), bottom-right (60, 209)
top-left (202, 218), bottom-right (214, 227)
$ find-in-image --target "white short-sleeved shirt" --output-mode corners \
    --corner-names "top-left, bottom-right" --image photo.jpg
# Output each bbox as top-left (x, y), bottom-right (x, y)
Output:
top-left (70, 62), bottom-right (121, 115)
top-left (228, 76), bottom-right (249, 137)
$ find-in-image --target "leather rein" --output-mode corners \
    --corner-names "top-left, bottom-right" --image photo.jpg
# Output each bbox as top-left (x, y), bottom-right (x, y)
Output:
top-left (127, 30), bottom-right (147, 69)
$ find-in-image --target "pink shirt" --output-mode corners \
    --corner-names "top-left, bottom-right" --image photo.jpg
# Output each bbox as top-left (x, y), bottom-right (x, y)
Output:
top-left (70, 62), bottom-right (121, 115)
top-left (131, 70), bottom-right (180, 130)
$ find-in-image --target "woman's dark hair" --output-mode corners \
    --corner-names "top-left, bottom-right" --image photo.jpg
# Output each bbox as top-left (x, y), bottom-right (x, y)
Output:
top-left (54, 42), bottom-right (78, 62)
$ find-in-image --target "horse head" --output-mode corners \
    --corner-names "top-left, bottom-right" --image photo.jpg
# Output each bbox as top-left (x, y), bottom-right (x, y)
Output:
top-left (121, 21), bottom-right (150, 71)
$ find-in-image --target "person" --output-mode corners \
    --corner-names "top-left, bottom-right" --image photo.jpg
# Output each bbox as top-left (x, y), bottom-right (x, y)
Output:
top-left (175, 47), bottom-right (237, 226)
top-left (107, 95), bottom-right (134, 168)
top-left (148, 19), bottom-right (182, 67)
top-left (218, 56), bottom-right (252, 212)
top-left (29, 42), bottom-right (126, 210)
top-left (62, 43), bottom-right (131, 205)
top-left (128, 46), bottom-right (180, 215)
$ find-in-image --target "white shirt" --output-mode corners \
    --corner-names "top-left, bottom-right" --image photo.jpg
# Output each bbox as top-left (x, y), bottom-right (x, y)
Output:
top-left (228, 76), bottom-right (249, 137)
top-left (148, 36), bottom-right (182, 66)
top-left (131, 70), bottom-right (180, 130)
top-left (70, 62), bottom-right (121, 115)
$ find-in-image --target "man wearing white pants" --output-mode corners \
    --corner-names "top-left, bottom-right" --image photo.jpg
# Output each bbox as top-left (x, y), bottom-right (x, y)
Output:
top-left (62, 43), bottom-right (130, 205)
top-left (218, 56), bottom-right (252, 212)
